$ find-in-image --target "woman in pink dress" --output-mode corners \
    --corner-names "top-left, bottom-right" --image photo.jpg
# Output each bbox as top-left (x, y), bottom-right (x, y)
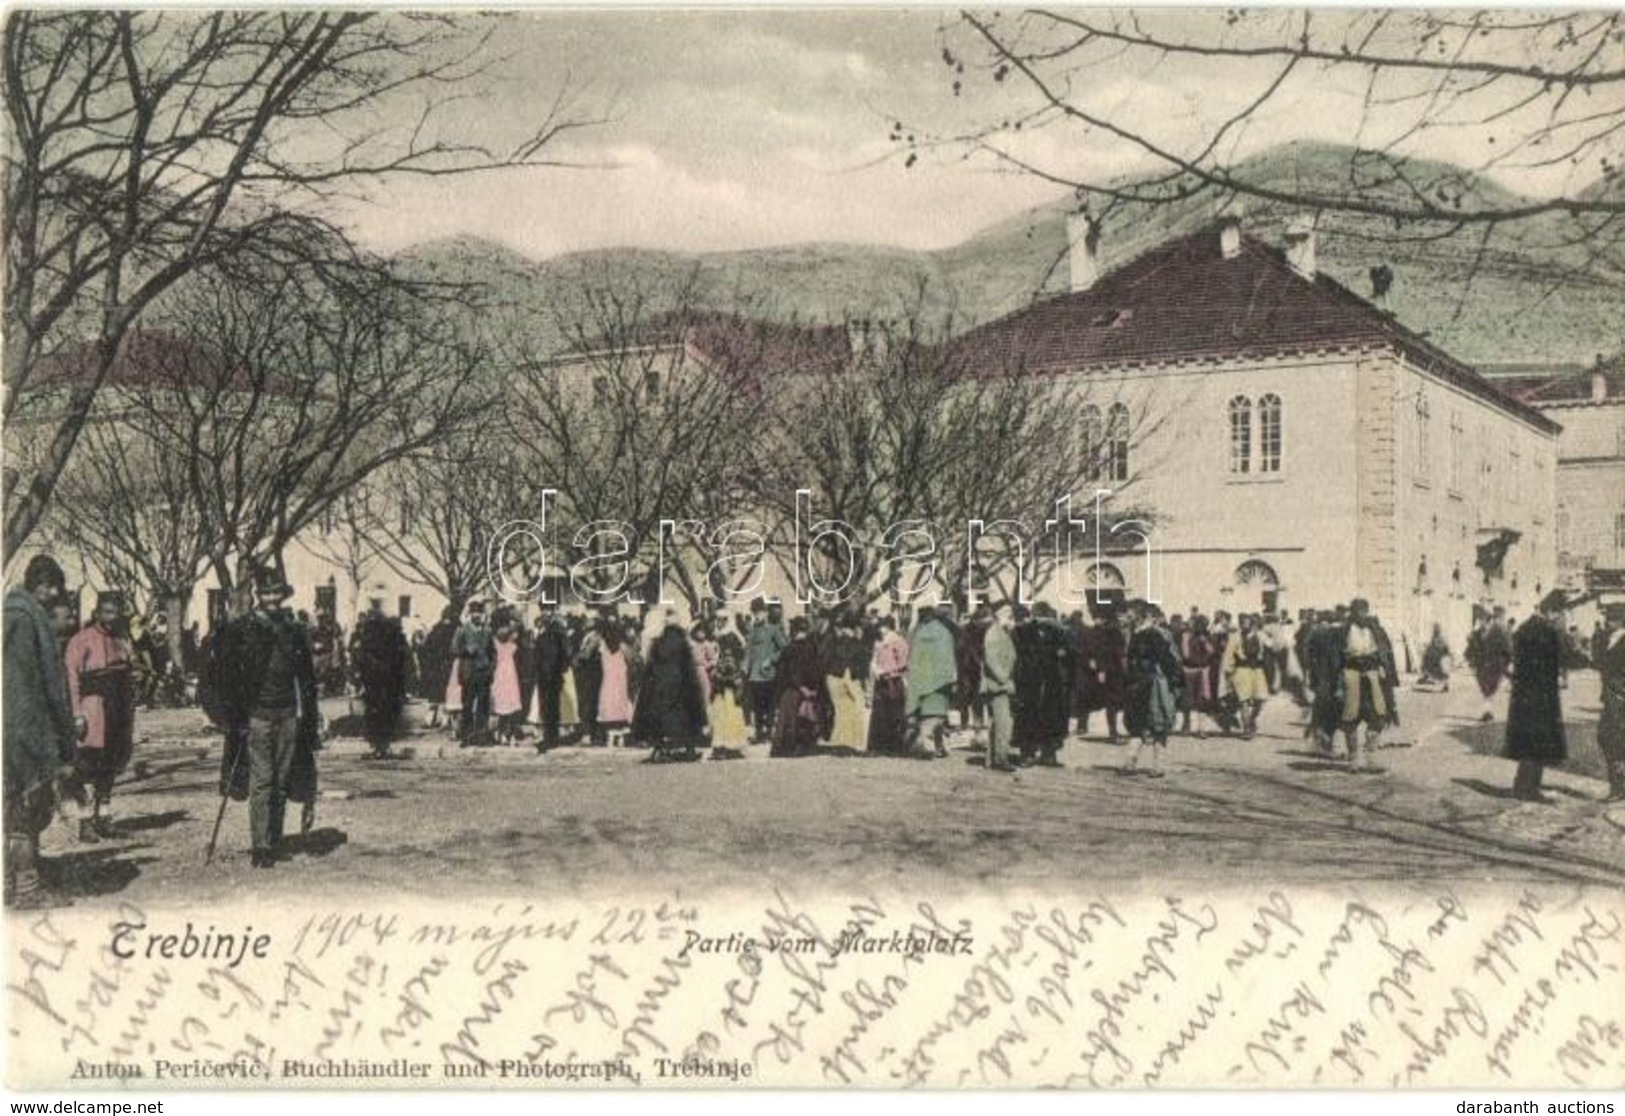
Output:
top-left (491, 615), bottom-right (525, 745)
top-left (597, 623), bottom-right (634, 742)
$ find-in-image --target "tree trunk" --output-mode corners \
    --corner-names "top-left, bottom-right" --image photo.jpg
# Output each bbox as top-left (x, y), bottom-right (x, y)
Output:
top-left (163, 591), bottom-right (188, 675)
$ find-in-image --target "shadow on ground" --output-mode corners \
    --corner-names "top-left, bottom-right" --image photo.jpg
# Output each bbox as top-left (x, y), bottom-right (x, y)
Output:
top-left (1447, 718), bottom-right (1604, 781)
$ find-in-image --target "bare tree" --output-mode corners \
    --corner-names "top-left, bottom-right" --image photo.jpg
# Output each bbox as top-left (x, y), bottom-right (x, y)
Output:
top-left (750, 312), bottom-right (1164, 609)
top-left (2, 10), bottom-right (603, 559)
top-left (502, 287), bottom-right (782, 612)
top-left (296, 488), bottom-right (382, 623)
top-left (18, 239), bottom-right (500, 620)
top-left (357, 431), bottom-right (511, 615)
top-left (923, 12), bottom-right (1622, 225)
top-left (41, 377), bottom-right (215, 657)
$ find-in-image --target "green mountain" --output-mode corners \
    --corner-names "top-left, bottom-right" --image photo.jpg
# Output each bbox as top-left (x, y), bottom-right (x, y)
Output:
top-left (397, 142), bottom-right (1623, 366)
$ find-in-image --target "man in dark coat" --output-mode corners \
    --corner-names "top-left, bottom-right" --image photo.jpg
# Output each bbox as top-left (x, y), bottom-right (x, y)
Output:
top-left (1076, 609), bottom-right (1125, 742)
top-left (771, 617), bottom-right (834, 758)
top-left (1332, 598), bottom-right (1399, 774)
top-left (1123, 603), bottom-right (1185, 777)
top-left (453, 601), bottom-right (497, 746)
top-left (310, 611), bottom-right (344, 697)
top-left (532, 608), bottom-right (572, 751)
top-left (632, 608), bottom-right (709, 760)
top-left (216, 567), bottom-right (321, 867)
top-left (1596, 614), bottom-right (1625, 803)
top-left (955, 605), bottom-right (990, 735)
top-left (1305, 611), bottom-right (1344, 753)
top-left (4, 556), bottom-right (77, 908)
top-left (1505, 592), bottom-right (1568, 803)
top-left (418, 605), bottom-right (458, 727)
top-left (1465, 607), bottom-right (1513, 723)
top-left (353, 596), bottom-right (409, 758)
top-left (573, 613), bottom-right (605, 746)
top-left (1013, 602), bottom-right (1076, 767)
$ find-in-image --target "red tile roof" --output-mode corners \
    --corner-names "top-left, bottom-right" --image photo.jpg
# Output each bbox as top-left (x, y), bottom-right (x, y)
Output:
top-left (947, 223), bottom-right (1560, 435)
top-left (25, 329), bottom-right (291, 396)
top-left (646, 310), bottom-right (853, 378)
top-left (1497, 368), bottom-right (1623, 406)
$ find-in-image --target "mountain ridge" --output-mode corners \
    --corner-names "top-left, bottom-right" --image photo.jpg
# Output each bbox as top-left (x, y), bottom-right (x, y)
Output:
top-left (394, 142), bottom-right (1623, 366)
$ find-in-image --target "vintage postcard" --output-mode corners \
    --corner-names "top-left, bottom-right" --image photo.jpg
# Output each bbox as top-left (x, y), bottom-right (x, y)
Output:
top-left (3, 6), bottom-right (1623, 1093)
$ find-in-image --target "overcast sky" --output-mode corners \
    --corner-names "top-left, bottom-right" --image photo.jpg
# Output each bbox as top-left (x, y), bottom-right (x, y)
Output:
top-left (331, 9), bottom-right (1589, 262)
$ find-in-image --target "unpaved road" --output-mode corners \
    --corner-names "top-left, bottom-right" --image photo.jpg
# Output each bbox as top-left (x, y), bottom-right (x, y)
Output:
top-left (32, 672), bottom-right (1624, 906)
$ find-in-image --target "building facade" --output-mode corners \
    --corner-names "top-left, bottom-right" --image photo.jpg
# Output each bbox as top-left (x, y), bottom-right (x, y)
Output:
top-left (1494, 361), bottom-right (1625, 627)
top-left (950, 218), bottom-right (1560, 659)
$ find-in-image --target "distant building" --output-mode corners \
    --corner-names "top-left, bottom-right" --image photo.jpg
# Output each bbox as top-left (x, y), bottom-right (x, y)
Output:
top-left (10, 330), bottom-right (446, 634)
top-left (1492, 358), bottom-right (1625, 624)
top-left (14, 224), bottom-right (1571, 664)
top-left (949, 216), bottom-right (1560, 659)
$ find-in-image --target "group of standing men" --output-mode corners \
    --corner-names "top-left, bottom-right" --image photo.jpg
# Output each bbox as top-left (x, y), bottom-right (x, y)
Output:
top-left (9, 544), bottom-right (1625, 907)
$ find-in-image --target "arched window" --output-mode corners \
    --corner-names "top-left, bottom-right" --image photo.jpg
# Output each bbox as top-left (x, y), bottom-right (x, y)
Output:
top-left (1258, 393), bottom-right (1282, 473)
top-left (1415, 390), bottom-right (1431, 480)
top-left (1235, 559), bottom-right (1279, 588)
top-left (1085, 562), bottom-right (1125, 589)
top-left (1107, 403), bottom-right (1130, 482)
top-left (1228, 395), bottom-right (1252, 474)
top-left (1081, 405), bottom-right (1103, 483)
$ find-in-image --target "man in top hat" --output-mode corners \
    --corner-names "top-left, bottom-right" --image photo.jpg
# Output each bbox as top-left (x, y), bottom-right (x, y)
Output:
top-left (64, 590), bottom-right (137, 841)
top-left (4, 555), bottom-right (78, 908)
top-left (353, 591), bottom-right (409, 758)
top-left (216, 564), bottom-right (321, 867)
top-left (1505, 590), bottom-right (1569, 803)
top-left (453, 600), bottom-right (497, 745)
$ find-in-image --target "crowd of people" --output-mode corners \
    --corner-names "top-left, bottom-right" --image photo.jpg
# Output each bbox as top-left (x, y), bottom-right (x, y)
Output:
top-left (5, 549), bottom-right (1625, 907)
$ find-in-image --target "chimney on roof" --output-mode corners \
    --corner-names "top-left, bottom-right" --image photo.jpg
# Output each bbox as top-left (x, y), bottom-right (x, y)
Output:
top-left (1067, 211), bottom-right (1101, 293)
top-left (1284, 215), bottom-right (1318, 280)
top-left (1218, 213), bottom-right (1243, 260)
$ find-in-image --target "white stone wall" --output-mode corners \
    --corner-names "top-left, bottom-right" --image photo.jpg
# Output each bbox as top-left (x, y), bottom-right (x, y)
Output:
top-left (1033, 354), bottom-right (1363, 619)
top-left (1391, 356), bottom-right (1560, 658)
top-left (1549, 401), bottom-right (1625, 583)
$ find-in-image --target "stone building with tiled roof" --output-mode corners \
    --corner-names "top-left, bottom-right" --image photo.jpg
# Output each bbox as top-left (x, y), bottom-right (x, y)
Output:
top-left (950, 216), bottom-right (1560, 657)
top-left (1490, 357), bottom-right (1625, 623)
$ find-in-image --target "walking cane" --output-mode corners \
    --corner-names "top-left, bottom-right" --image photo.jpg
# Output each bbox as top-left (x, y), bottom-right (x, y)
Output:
top-left (205, 730), bottom-right (247, 865)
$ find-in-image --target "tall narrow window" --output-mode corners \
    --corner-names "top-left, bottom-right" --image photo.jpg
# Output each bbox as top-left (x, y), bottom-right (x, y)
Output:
top-left (1258, 393), bottom-right (1282, 473)
top-left (1081, 405), bottom-right (1103, 483)
top-left (1615, 511), bottom-right (1625, 554)
top-left (1415, 390), bottom-right (1431, 480)
top-left (1107, 403), bottom-right (1130, 482)
top-left (645, 369), bottom-right (662, 403)
top-left (1449, 412), bottom-right (1463, 491)
top-left (1228, 395), bottom-right (1252, 474)
top-left (1557, 504), bottom-right (1570, 551)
